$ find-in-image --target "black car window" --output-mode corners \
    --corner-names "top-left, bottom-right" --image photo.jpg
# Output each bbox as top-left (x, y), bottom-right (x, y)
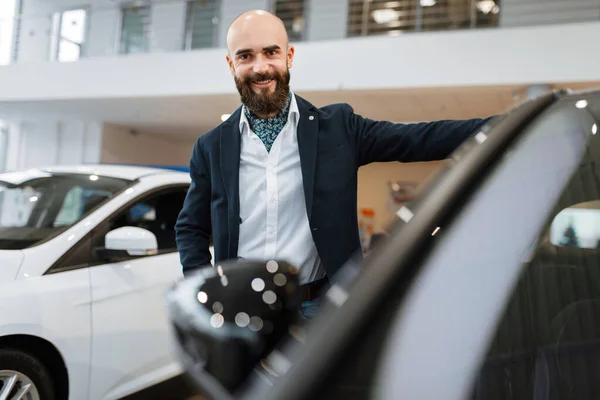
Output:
top-left (54, 185), bottom-right (189, 272)
top-left (470, 116), bottom-right (600, 400)
top-left (90, 186), bottom-right (189, 258)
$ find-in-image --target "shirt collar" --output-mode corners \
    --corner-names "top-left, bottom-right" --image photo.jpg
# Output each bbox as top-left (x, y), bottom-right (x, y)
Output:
top-left (239, 91), bottom-right (299, 136)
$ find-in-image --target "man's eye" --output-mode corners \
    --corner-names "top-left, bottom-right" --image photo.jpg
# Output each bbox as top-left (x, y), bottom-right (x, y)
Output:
top-left (267, 50), bottom-right (276, 56)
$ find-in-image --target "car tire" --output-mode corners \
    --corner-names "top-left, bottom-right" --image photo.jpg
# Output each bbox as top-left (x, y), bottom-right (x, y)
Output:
top-left (0, 348), bottom-right (55, 400)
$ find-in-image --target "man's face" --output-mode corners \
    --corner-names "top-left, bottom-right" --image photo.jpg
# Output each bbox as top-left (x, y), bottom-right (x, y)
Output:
top-left (226, 14), bottom-right (295, 117)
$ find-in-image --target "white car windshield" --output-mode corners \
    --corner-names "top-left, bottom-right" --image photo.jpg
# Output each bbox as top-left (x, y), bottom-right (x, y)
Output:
top-left (0, 173), bottom-right (132, 250)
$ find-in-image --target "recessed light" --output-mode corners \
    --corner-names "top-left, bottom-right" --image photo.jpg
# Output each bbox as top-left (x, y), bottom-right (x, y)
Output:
top-left (576, 100), bottom-right (588, 109)
top-left (372, 9), bottom-right (401, 24)
top-left (221, 114), bottom-right (231, 121)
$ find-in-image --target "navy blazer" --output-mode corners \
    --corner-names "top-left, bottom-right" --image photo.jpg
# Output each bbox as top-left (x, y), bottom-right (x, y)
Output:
top-left (175, 95), bottom-right (493, 278)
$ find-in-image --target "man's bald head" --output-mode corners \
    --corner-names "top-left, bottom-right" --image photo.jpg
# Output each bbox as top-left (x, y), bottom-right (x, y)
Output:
top-left (225, 9), bottom-right (295, 119)
top-left (226, 10), bottom-right (289, 53)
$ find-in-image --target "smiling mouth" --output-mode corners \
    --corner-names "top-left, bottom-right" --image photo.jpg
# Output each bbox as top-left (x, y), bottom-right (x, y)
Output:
top-left (252, 79), bottom-right (273, 86)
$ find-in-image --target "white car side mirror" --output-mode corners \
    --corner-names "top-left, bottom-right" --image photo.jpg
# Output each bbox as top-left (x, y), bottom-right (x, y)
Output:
top-left (105, 226), bottom-right (158, 256)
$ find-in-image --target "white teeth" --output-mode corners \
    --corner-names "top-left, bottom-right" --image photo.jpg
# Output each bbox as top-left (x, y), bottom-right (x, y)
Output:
top-left (254, 80), bottom-right (272, 84)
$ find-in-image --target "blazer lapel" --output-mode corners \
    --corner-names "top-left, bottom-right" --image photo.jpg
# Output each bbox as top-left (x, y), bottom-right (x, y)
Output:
top-left (220, 107), bottom-right (242, 257)
top-left (295, 96), bottom-right (319, 220)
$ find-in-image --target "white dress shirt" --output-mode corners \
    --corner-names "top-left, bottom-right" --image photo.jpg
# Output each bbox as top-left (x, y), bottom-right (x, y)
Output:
top-left (237, 92), bottom-right (325, 285)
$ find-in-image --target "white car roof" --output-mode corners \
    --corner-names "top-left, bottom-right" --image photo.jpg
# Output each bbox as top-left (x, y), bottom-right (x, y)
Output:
top-left (0, 164), bottom-right (188, 184)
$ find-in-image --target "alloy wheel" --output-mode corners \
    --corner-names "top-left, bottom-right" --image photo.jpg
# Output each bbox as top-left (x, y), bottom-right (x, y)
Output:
top-left (0, 370), bottom-right (40, 400)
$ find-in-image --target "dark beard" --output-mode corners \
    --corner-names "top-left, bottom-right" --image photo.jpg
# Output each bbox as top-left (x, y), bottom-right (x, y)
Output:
top-left (235, 68), bottom-right (290, 117)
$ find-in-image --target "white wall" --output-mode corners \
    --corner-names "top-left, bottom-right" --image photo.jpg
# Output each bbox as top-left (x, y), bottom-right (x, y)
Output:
top-left (150, 0), bottom-right (187, 52)
top-left (14, 0), bottom-right (275, 63)
top-left (12, 0), bottom-right (600, 64)
top-left (101, 124), bottom-right (193, 166)
top-left (15, 0), bottom-right (190, 62)
top-left (1, 20), bottom-right (599, 102)
top-left (217, 0), bottom-right (270, 48)
top-left (86, 8), bottom-right (120, 58)
top-left (0, 118), bottom-right (193, 174)
top-left (0, 122), bottom-right (8, 171)
top-left (17, 0), bottom-right (102, 62)
top-left (305, 0), bottom-right (348, 42)
top-left (2, 118), bottom-right (102, 171)
top-left (500, 0), bottom-right (600, 27)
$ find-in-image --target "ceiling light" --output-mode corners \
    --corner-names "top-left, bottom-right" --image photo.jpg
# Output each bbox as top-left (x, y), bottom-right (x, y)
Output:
top-left (593, 124), bottom-right (597, 135)
top-left (476, 0), bottom-right (497, 14)
top-left (372, 9), bottom-right (400, 24)
top-left (89, 174), bottom-right (99, 181)
top-left (576, 100), bottom-right (588, 109)
top-left (221, 114), bottom-right (231, 121)
top-left (420, 0), bottom-right (437, 6)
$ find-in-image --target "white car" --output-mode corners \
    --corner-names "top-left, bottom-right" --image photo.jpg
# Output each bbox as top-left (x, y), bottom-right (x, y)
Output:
top-left (0, 164), bottom-right (211, 400)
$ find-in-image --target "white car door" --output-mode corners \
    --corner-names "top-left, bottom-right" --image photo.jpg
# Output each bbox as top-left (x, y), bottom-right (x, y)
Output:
top-left (84, 186), bottom-right (189, 400)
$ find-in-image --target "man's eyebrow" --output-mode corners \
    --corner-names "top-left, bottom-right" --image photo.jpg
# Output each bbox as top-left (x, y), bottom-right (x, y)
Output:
top-left (235, 48), bottom-right (253, 56)
top-left (263, 45), bottom-right (281, 52)
top-left (235, 45), bottom-right (281, 56)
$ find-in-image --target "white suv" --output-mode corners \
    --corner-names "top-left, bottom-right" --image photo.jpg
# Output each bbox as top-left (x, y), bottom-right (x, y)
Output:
top-left (0, 164), bottom-right (209, 400)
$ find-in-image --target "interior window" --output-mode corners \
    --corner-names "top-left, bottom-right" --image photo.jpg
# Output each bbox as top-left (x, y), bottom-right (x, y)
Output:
top-left (471, 130), bottom-right (600, 400)
top-left (120, 5), bottom-right (151, 54)
top-left (184, 0), bottom-right (220, 49)
top-left (50, 8), bottom-right (87, 62)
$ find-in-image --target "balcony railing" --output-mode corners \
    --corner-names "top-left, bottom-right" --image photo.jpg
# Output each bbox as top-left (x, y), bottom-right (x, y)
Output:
top-left (0, 0), bottom-right (597, 67)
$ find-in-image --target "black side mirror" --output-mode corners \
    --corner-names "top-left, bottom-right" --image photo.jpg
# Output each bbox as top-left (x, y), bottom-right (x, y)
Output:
top-left (165, 259), bottom-right (303, 396)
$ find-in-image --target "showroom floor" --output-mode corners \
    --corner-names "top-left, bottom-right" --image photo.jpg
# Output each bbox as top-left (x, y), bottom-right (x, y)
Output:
top-left (121, 376), bottom-right (205, 399)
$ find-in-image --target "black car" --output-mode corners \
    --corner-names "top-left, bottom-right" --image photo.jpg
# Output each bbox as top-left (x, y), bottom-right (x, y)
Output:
top-left (165, 87), bottom-right (600, 400)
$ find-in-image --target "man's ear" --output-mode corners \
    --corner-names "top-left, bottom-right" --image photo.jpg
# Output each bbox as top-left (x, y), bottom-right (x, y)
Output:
top-left (287, 45), bottom-right (295, 69)
top-left (226, 53), bottom-right (235, 76)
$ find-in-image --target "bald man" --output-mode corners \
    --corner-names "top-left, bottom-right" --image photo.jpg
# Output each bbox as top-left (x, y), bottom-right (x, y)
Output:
top-left (175, 10), bottom-right (495, 313)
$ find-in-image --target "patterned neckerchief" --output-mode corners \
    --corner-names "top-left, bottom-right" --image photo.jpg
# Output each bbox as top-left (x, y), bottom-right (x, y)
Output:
top-left (243, 92), bottom-right (292, 153)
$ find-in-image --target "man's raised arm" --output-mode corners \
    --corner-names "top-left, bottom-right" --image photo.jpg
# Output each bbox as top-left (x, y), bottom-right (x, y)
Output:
top-left (344, 105), bottom-right (496, 166)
